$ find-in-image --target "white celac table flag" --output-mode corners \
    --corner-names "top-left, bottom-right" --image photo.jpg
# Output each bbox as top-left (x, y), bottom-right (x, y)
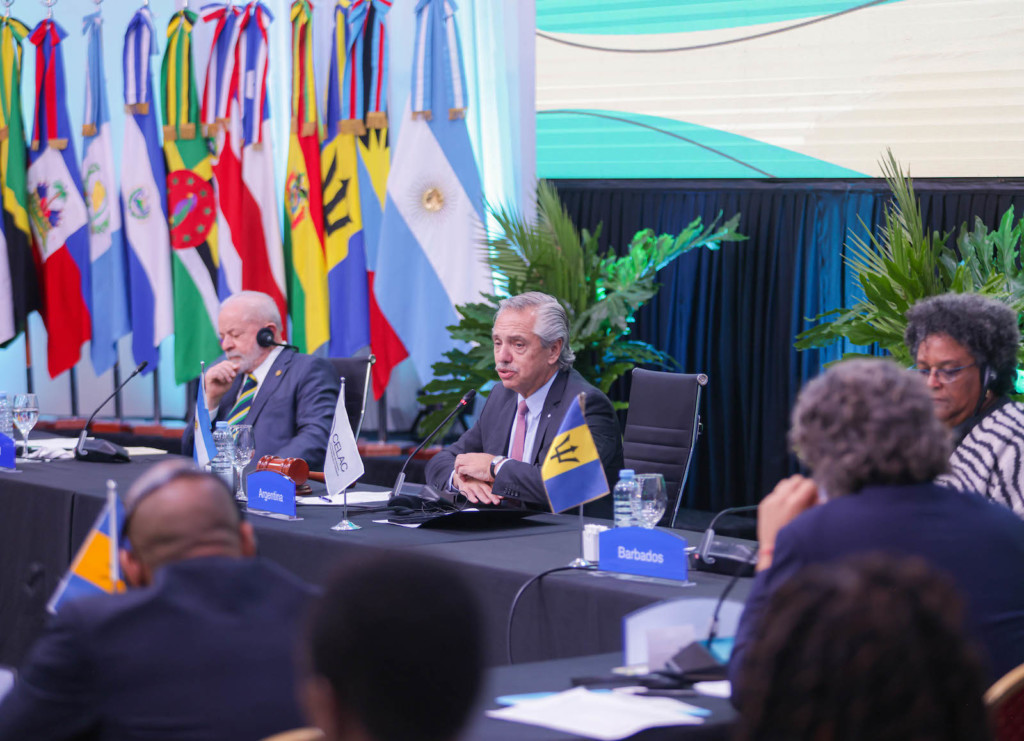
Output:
top-left (325, 379), bottom-right (365, 496)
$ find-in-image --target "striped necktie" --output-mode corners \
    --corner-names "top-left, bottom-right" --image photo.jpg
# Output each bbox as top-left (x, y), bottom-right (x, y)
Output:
top-left (227, 374), bottom-right (258, 425)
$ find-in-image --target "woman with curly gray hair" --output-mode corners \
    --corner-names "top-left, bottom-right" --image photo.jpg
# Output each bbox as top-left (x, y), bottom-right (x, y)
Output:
top-left (904, 292), bottom-right (1024, 517)
top-left (727, 359), bottom-right (1024, 705)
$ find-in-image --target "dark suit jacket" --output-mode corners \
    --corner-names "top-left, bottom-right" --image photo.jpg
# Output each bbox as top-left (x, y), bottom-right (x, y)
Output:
top-left (183, 349), bottom-right (340, 470)
top-left (0, 557), bottom-right (316, 741)
top-left (424, 369), bottom-right (624, 514)
top-left (728, 482), bottom-right (1024, 701)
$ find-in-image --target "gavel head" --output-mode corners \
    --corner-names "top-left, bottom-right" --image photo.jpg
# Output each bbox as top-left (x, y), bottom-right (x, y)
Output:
top-left (256, 455), bottom-right (310, 484)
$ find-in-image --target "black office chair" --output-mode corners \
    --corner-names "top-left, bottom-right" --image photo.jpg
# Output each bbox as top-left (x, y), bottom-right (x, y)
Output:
top-left (327, 355), bottom-right (375, 439)
top-left (622, 369), bottom-right (707, 529)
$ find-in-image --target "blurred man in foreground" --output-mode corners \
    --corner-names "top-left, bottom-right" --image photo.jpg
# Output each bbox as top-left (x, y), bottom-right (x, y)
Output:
top-left (0, 460), bottom-right (316, 740)
top-left (303, 553), bottom-right (484, 741)
top-left (183, 290), bottom-right (339, 469)
top-left (425, 292), bottom-right (623, 513)
top-left (728, 359), bottom-right (1024, 702)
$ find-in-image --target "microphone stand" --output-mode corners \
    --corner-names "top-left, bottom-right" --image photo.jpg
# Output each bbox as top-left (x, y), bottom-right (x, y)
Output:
top-left (391, 389), bottom-right (475, 502)
top-left (75, 362), bottom-right (149, 463)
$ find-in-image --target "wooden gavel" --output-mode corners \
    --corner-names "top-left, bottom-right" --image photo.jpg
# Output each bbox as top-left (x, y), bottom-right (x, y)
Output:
top-left (256, 455), bottom-right (326, 483)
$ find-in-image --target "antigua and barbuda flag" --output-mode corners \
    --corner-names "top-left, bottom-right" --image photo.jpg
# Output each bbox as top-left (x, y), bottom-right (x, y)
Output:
top-left (27, 19), bottom-right (92, 378)
top-left (47, 481), bottom-right (125, 614)
top-left (162, 8), bottom-right (222, 385)
top-left (122, 6), bottom-right (173, 371)
top-left (373, 0), bottom-right (490, 387)
top-left (0, 16), bottom-right (39, 348)
top-left (346, 0), bottom-right (408, 397)
top-left (541, 394), bottom-right (610, 513)
top-left (282, 0), bottom-right (328, 354)
top-left (81, 9), bottom-right (130, 376)
top-left (322, 0), bottom-right (369, 358)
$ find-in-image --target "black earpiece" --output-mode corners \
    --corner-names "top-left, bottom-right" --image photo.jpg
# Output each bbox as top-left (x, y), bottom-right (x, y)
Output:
top-left (256, 327), bottom-right (276, 348)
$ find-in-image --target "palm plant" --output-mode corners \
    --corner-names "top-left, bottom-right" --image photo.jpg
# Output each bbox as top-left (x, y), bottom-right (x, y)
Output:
top-left (795, 151), bottom-right (1024, 366)
top-left (417, 180), bottom-right (745, 434)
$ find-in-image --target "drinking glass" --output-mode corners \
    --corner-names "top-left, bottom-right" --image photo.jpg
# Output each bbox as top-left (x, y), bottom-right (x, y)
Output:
top-left (630, 473), bottom-right (667, 529)
top-left (13, 393), bottom-right (38, 457)
top-left (229, 424), bottom-right (255, 501)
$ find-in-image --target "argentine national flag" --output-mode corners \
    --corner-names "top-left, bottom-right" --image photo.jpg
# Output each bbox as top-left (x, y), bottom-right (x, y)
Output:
top-left (122, 7), bottom-right (173, 370)
top-left (193, 367), bottom-right (217, 468)
top-left (372, 0), bottom-right (491, 386)
top-left (82, 10), bottom-right (130, 375)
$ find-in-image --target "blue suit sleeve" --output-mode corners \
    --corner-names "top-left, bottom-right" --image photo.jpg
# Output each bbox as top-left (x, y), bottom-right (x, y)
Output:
top-left (0, 604), bottom-right (97, 739)
top-left (275, 357), bottom-right (340, 471)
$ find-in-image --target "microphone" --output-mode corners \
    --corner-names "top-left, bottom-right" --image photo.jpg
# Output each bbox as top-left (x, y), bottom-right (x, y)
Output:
top-left (75, 361), bottom-right (149, 463)
top-left (693, 504), bottom-right (758, 576)
top-left (390, 389), bottom-right (476, 502)
top-left (256, 327), bottom-right (298, 352)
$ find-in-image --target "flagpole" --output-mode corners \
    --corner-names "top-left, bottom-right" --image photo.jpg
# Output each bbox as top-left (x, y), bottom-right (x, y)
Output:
top-left (112, 362), bottom-right (122, 420)
top-left (107, 479), bottom-right (120, 587)
top-left (331, 378), bottom-right (361, 532)
top-left (568, 505), bottom-right (589, 568)
top-left (152, 367), bottom-right (161, 425)
top-left (68, 367), bottom-right (79, 418)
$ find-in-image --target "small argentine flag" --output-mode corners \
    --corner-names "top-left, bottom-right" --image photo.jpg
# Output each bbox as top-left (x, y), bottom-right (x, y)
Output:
top-left (193, 365), bottom-right (217, 468)
top-left (542, 393), bottom-right (610, 513)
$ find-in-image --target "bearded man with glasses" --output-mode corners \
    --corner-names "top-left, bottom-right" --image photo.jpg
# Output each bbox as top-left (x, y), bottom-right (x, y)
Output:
top-left (905, 292), bottom-right (1024, 517)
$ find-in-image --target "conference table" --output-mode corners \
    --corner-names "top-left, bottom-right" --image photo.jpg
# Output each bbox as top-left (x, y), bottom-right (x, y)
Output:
top-left (0, 452), bottom-right (751, 736)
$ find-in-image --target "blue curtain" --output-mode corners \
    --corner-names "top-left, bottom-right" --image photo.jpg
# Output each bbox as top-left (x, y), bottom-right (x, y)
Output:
top-left (553, 178), bottom-right (1024, 511)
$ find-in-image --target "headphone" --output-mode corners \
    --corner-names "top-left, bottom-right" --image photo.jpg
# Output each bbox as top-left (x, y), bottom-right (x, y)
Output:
top-left (256, 327), bottom-right (298, 351)
top-left (981, 365), bottom-right (997, 391)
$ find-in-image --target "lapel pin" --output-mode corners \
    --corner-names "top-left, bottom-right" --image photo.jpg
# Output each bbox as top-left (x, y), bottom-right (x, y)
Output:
top-left (275, 370), bottom-right (282, 376)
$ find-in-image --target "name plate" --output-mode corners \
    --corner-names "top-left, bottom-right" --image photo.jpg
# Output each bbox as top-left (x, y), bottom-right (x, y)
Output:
top-left (246, 470), bottom-right (297, 517)
top-left (599, 527), bottom-right (689, 582)
top-left (0, 432), bottom-right (14, 469)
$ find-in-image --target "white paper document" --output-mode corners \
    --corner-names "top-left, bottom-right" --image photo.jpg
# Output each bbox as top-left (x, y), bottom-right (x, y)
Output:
top-left (693, 680), bottom-right (732, 699)
top-left (486, 686), bottom-right (704, 740)
top-left (297, 491), bottom-right (391, 506)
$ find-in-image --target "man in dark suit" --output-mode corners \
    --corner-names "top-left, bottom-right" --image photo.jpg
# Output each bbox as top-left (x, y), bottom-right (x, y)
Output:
top-left (425, 292), bottom-right (623, 512)
top-left (0, 459), bottom-right (316, 740)
top-left (182, 290), bottom-right (339, 470)
top-left (728, 360), bottom-right (1024, 705)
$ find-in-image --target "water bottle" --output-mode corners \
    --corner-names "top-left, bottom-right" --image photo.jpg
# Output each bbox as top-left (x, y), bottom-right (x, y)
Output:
top-left (613, 469), bottom-right (639, 528)
top-left (0, 392), bottom-right (12, 440)
top-left (209, 421), bottom-right (235, 491)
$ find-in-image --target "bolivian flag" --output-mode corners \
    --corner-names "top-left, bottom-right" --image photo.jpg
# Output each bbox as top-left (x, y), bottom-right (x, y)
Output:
top-left (47, 485), bottom-right (125, 613)
top-left (542, 393), bottom-right (610, 513)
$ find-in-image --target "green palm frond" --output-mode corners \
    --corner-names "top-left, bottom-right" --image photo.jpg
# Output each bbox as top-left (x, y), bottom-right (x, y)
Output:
top-left (795, 150), bottom-right (1024, 372)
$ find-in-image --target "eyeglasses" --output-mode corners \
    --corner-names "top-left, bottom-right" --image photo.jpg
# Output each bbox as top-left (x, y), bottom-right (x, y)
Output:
top-left (911, 362), bottom-right (976, 384)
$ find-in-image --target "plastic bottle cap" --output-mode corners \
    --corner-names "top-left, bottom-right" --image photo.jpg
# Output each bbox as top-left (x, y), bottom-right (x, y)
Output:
top-left (618, 469), bottom-right (635, 478)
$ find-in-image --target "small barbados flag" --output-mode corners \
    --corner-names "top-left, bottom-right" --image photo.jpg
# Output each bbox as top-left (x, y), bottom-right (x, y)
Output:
top-left (47, 481), bottom-right (125, 614)
top-left (542, 393), bottom-right (610, 513)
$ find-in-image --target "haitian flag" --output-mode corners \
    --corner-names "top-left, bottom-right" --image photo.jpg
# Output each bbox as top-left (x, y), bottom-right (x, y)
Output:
top-left (374, 0), bottom-right (490, 387)
top-left (26, 19), bottom-right (91, 378)
top-left (81, 9), bottom-right (130, 375)
top-left (283, 0), bottom-right (328, 354)
top-left (347, 0), bottom-right (407, 398)
top-left (162, 8), bottom-right (222, 384)
top-left (322, 0), bottom-right (369, 358)
top-left (0, 15), bottom-right (38, 347)
top-left (122, 6), bottom-right (173, 371)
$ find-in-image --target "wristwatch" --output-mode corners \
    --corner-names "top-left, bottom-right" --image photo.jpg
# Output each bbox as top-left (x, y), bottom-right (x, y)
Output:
top-left (489, 455), bottom-right (507, 480)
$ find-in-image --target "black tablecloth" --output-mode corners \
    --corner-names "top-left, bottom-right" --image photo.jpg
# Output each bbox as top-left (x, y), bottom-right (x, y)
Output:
top-left (0, 455), bottom-right (752, 670)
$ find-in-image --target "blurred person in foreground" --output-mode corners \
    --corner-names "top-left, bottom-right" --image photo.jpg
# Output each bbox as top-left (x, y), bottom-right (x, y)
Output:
top-left (733, 554), bottom-right (992, 741)
top-left (727, 359), bottom-right (1024, 702)
top-left (905, 292), bottom-right (1024, 517)
top-left (0, 460), bottom-right (316, 741)
top-left (302, 553), bottom-right (484, 741)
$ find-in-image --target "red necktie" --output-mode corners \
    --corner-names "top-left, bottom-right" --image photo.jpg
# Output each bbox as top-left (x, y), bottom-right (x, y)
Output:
top-left (509, 399), bottom-right (529, 461)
